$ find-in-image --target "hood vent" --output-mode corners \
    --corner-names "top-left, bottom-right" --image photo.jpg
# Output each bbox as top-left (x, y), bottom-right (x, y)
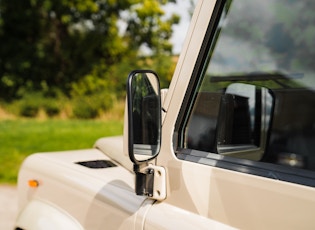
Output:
top-left (76, 160), bottom-right (117, 169)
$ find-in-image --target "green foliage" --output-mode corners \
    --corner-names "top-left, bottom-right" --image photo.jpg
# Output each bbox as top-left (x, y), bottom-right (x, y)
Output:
top-left (70, 73), bottom-right (112, 97)
top-left (43, 99), bottom-right (61, 117)
top-left (0, 0), bottom-right (180, 102)
top-left (139, 55), bottom-right (177, 88)
top-left (15, 93), bottom-right (42, 117)
top-left (19, 103), bottom-right (39, 118)
top-left (5, 89), bottom-right (118, 119)
top-left (126, 0), bottom-right (180, 55)
top-left (8, 92), bottom-right (63, 118)
top-left (72, 92), bottom-right (115, 119)
top-left (72, 97), bottom-right (99, 119)
top-left (0, 119), bottom-right (123, 183)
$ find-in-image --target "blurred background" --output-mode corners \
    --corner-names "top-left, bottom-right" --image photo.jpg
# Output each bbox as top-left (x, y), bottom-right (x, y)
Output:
top-left (0, 0), bottom-right (195, 184)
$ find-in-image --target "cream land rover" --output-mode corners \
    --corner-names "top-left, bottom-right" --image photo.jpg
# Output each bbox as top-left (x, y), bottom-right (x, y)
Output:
top-left (15, 0), bottom-right (315, 229)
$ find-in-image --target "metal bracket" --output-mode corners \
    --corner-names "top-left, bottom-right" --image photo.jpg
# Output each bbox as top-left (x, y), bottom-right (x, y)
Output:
top-left (134, 164), bottom-right (166, 201)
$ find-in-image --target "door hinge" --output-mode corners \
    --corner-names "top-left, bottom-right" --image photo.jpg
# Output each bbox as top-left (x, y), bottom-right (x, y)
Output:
top-left (134, 164), bottom-right (166, 201)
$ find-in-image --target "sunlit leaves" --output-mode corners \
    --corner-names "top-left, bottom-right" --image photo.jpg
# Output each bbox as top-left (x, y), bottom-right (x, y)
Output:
top-left (0, 0), bottom-right (180, 101)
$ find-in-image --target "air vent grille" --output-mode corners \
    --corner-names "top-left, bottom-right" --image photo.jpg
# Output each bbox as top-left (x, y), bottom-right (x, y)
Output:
top-left (76, 160), bottom-right (117, 169)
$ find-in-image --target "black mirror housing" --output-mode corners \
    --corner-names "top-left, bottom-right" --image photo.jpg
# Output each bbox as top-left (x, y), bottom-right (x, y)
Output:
top-left (127, 70), bottom-right (162, 165)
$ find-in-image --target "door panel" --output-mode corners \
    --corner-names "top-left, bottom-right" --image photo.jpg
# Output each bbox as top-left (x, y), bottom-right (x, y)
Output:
top-left (156, 156), bottom-right (315, 229)
top-left (145, 201), bottom-right (235, 230)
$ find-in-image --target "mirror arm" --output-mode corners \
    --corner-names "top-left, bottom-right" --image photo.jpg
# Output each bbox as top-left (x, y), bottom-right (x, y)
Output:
top-left (134, 165), bottom-right (154, 197)
top-left (134, 164), bottom-right (166, 201)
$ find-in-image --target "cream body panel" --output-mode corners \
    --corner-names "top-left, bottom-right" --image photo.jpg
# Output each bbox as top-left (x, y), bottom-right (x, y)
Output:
top-left (95, 135), bottom-right (133, 172)
top-left (145, 202), bottom-right (236, 230)
top-left (158, 158), bottom-right (315, 229)
top-left (154, 0), bottom-right (315, 229)
top-left (16, 200), bottom-right (83, 230)
top-left (17, 148), bottom-right (151, 230)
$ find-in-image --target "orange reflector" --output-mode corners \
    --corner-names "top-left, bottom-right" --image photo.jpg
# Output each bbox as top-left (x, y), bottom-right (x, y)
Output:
top-left (28, 180), bottom-right (39, 188)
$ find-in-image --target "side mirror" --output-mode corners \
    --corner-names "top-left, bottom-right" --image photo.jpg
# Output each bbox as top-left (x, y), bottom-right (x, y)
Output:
top-left (127, 70), bottom-right (162, 165)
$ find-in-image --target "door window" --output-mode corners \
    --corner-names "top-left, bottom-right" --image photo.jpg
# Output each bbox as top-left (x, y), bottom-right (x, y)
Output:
top-left (175, 0), bottom-right (315, 176)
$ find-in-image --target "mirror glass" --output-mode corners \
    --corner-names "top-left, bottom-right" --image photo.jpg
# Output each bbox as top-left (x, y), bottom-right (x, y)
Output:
top-left (127, 71), bottom-right (161, 163)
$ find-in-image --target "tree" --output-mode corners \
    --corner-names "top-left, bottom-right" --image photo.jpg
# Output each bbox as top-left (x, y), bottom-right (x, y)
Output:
top-left (0, 0), bottom-right (179, 101)
top-left (126, 0), bottom-right (179, 55)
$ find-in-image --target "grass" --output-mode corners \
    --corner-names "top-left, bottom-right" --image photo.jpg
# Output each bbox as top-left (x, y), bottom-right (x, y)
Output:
top-left (0, 119), bottom-right (123, 184)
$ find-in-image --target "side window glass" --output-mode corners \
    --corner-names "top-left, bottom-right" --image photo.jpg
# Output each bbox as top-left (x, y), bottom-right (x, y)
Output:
top-left (185, 83), bottom-right (273, 161)
top-left (177, 0), bottom-right (315, 172)
top-left (216, 84), bottom-right (273, 157)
